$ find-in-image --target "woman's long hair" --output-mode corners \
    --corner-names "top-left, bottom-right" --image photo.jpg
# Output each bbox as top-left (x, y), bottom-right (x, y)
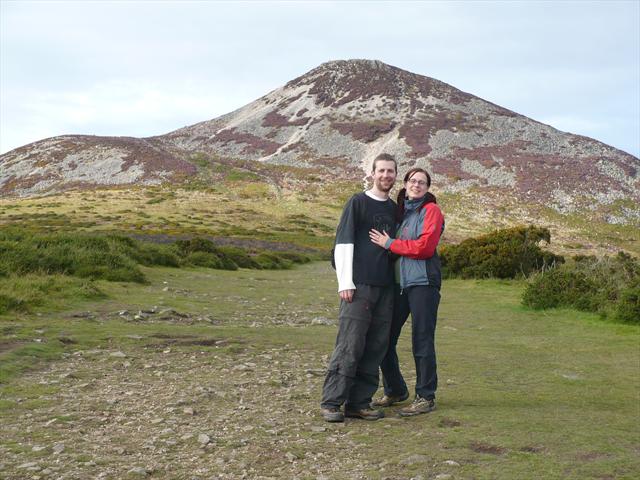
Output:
top-left (396, 167), bottom-right (437, 222)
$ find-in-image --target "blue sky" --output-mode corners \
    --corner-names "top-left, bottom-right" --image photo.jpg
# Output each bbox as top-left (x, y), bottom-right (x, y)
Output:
top-left (1, 0), bottom-right (639, 156)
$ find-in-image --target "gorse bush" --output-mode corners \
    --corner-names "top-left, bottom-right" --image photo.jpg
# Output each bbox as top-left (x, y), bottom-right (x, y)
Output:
top-left (0, 227), bottom-right (312, 315)
top-left (615, 279), bottom-right (640, 323)
top-left (175, 238), bottom-right (238, 270)
top-left (522, 252), bottom-right (640, 324)
top-left (0, 230), bottom-right (148, 282)
top-left (0, 228), bottom-right (312, 283)
top-left (440, 226), bottom-right (564, 279)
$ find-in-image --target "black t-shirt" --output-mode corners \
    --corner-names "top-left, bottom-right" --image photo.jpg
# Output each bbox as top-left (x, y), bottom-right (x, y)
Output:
top-left (335, 192), bottom-right (397, 287)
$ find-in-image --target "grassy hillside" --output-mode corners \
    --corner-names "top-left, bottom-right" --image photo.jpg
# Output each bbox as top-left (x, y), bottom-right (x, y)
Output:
top-left (1, 262), bottom-right (638, 479)
top-left (0, 160), bottom-right (638, 256)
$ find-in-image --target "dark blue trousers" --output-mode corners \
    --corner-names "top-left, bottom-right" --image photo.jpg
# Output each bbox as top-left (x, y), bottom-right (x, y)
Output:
top-left (380, 284), bottom-right (440, 400)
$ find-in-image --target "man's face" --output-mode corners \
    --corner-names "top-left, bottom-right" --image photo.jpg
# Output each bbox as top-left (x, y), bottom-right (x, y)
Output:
top-left (372, 160), bottom-right (397, 192)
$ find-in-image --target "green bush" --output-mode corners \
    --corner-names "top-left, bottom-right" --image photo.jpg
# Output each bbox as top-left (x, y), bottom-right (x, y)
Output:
top-left (0, 228), bottom-right (315, 289)
top-left (523, 252), bottom-right (639, 324)
top-left (174, 238), bottom-right (238, 270)
top-left (254, 252), bottom-right (293, 270)
top-left (615, 279), bottom-right (640, 324)
top-left (441, 226), bottom-right (564, 279)
top-left (183, 251), bottom-right (238, 270)
top-left (0, 274), bottom-right (105, 315)
top-left (522, 269), bottom-right (598, 311)
top-left (0, 232), bottom-right (147, 282)
top-left (275, 251), bottom-right (311, 264)
top-left (217, 246), bottom-right (262, 269)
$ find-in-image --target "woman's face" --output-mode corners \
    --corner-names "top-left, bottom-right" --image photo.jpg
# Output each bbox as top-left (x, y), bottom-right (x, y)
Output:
top-left (404, 172), bottom-right (429, 200)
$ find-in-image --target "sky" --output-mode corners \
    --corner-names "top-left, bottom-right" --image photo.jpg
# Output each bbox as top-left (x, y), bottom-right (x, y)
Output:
top-left (1, 0), bottom-right (639, 157)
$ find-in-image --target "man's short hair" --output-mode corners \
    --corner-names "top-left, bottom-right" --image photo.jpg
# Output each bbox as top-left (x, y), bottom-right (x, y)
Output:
top-left (372, 153), bottom-right (397, 173)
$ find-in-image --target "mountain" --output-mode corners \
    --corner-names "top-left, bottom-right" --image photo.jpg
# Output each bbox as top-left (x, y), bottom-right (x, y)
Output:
top-left (1, 59), bottom-right (638, 224)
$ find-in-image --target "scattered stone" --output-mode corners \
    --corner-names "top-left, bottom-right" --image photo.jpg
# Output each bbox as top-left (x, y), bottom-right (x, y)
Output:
top-left (110, 351), bottom-right (127, 358)
top-left (17, 462), bottom-right (39, 469)
top-left (285, 452), bottom-right (298, 462)
top-left (435, 475), bottom-right (452, 480)
top-left (150, 418), bottom-right (164, 425)
top-left (400, 454), bottom-right (429, 465)
top-left (443, 460), bottom-right (461, 467)
top-left (119, 310), bottom-right (130, 316)
top-left (32, 445), bottom-right (46, 452)
top-left (446, 379), bottom-right (456, 385)
top-left (311, 316), bottom-right (334, 325)
top-left (198, 434), bottom-right (211, 445)
top-left (126, 335), bottom-right (144, 340)
top-left (183, 407), bottom-right (195, 415)
top-left (310, 426), bottom-right (326, 433)
top-left (52, 443), bottom-right (65, 454)
top-left (127, 467), bottom-right (150, 476)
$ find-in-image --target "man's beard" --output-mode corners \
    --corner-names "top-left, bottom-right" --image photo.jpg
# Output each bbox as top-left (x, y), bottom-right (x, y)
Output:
top-left (375, 178), bottom-right (394, 192)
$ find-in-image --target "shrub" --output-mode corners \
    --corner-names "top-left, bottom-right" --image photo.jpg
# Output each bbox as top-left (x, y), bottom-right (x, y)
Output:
top-left (174, 238), bottom-right (238, 270)
top-left (0, 274), bottom-right (105, 315)
top-left (441, 226), bottom-right (564, 279)
top-left (275, 251), bottom-right (311, 264)
top-left (217, 246), bottom-right (262, 269)
top-left (254, 252), bottom-right (293, 270)
top-left (522, 252), bottom-right (640, 323)
top-left (0, 232), bottom-right (147, 282)
top-left (615, 279), bottom-right (640, 324)
top-left (522, 269), bottom-right (598, 311)
top-left (183, 251), bottom-right (238, 270)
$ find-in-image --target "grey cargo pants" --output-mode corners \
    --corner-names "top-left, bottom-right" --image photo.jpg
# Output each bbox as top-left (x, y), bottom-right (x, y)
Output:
top-left (320, 284), bottom-right (394, 411)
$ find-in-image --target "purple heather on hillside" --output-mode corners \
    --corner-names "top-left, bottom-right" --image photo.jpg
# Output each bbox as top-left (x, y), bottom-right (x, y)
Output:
top-left (1, 60), bottom-right (638, 223)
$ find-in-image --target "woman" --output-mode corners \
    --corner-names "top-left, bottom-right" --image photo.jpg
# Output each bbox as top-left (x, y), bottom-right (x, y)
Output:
top-left (369, 167), bottom-right (444, 416)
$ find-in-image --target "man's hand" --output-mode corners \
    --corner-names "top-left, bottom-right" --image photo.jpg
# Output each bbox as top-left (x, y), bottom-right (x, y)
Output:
top-left (339, 289), bottom-right (355, 303)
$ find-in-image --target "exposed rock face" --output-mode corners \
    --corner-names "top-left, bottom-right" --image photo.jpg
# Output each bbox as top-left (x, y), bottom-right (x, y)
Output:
top-left (0, 135), bottom-right (196, 197)
top-left (1, 59), bottom-right (638, 220)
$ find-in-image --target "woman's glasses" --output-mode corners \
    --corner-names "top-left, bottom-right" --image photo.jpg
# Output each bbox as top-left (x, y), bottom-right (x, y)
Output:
top-left (407, 179), bottom-right (428, 187)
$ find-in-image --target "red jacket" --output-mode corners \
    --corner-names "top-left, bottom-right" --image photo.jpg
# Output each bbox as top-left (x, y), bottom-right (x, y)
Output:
top-left (389, 203), bottom-right (444, 260)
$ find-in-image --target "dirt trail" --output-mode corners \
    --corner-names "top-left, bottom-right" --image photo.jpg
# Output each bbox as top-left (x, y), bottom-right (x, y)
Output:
top-left (1, 338), bottom-right (410, 479)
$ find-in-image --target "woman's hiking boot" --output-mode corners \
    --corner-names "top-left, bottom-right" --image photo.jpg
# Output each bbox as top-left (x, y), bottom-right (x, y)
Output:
top-left (398, 396), bottom-right (436, 417)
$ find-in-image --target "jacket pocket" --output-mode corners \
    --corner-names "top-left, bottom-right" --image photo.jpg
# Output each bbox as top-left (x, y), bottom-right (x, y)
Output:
top-left (401, 257), bottom-right (428, 287)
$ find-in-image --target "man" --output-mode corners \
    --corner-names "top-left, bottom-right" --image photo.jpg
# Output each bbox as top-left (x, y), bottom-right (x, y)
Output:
top-left (320, 153), bottom-right (398, 422)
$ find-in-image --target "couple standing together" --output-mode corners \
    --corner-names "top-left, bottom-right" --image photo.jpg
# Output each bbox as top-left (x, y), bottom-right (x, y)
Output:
top-left (320, 153), bottom-right (444, 423)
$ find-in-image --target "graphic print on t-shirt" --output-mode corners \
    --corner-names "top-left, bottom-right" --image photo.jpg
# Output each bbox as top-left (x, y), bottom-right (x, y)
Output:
top-left (373, 213), bottom-right (394, 234)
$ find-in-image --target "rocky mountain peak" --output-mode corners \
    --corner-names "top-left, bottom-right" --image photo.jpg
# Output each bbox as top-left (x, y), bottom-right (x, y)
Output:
top-left (1, 59), bottom-right (638, 229)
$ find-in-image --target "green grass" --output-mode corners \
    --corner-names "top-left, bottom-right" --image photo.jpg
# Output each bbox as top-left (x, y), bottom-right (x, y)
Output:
top-left (0, 263), bottom-right (638, 479)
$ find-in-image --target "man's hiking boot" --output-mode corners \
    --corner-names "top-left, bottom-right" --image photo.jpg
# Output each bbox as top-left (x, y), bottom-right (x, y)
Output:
top-left (320, 407), bottom-right (344, 423)
top-left (371, 391), bottom-right (409, 408)
top-left (398, 396), bottom-right (436, 417)
top-left (345, 407), bottom-right (385, 421)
